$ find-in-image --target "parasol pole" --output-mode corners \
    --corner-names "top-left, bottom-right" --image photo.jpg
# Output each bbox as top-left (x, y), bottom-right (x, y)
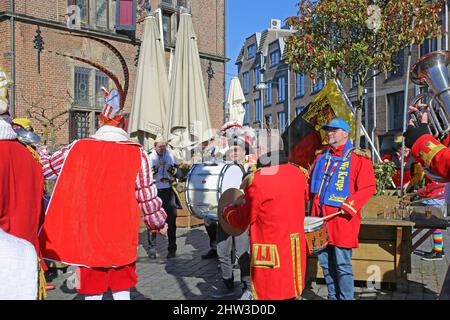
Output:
top-left (400, 16), bottom-right (415, 198)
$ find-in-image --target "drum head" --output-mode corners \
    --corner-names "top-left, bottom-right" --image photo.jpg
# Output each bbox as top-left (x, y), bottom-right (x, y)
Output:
top-left (218, 188), bottom-right (245, 237)
top-left (220, 164), bottom-right (245, 193)
top-left (304, 216), bottom-right (323, 232)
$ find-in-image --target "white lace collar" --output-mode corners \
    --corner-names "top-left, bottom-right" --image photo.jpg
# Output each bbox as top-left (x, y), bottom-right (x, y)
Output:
top-left (90, 125), bottom-right (130, 142)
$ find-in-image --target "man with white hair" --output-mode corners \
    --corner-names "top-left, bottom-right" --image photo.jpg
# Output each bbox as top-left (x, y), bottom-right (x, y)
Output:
top-left (149, 136), bottom-right (180, 259)
top-left (310, 118), bottom-right (376, 300)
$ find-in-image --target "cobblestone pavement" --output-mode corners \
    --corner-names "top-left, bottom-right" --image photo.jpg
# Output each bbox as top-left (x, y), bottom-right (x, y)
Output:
top-left (45, 225), bottom-right (450, 300)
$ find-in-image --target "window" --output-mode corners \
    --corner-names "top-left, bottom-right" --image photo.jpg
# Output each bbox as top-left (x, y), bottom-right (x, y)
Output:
top-left (68, 0), bottom-right (111, 29)
top-left (388, 49), bottom-right (404, 78)
top-left (270, 50), bottom-right (280, 67)
top-left (243, 102), bottom-right (250, 125)
top-left (277, 76), bottom-right (286, 102)
top-left (254, 66), bottom-right (261, 86)
top-left (95, 0), bottom-right (108, 29)
top-left (68, 0), bottom-right (88, 24)
top-left (296, 106), bottom-right (305, 116)
top-left (70, 111), bottom-right (91, 140)
top-left (74, 67), bottom-right (91, 106)
top-left (265, 114), bottom-right (273, 126)
top-left (71, 66), bottom-right (107, 141)
top-left (278, 111), bottom-right (286, 133)
top-left (242, 72), bottom-right (250, 94)
top-left (162, 12), bottom-right (173, 46)
top-left (312, 75), bottom-right (324, 93)
top-left (351, 73), bottom-right (358, 89)
top-left (296, 73), bottom-right (304, 97)
top-left (387, 91), bottom-right (405, 130)
top-left (95, 70), bottom-right (109, 109)
top-left (264, 81), bottom-right (272, 106)
top-left (420, 37), bottom-right (438, 57)
top-left (254, 98), bottom-right (262, 123)
top-left (247, 44), bottom-right (256, 59)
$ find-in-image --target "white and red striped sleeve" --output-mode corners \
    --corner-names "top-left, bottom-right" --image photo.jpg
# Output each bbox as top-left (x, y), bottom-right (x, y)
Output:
top-left (40, 142), bottom-right (76, 180)
top-left (136, 148), bottom-right (167, 231)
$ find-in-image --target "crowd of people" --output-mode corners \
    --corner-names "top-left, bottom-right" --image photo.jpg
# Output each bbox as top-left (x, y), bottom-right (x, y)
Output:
top-left (1, 59), bottom-right (450, 300)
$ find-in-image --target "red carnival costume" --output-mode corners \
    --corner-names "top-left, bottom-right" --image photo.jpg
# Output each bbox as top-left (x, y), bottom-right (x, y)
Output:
top-left (223, 161), bottom-right (309, 300)
top-left (411, 134), bottom-right (450, 181)
top-left (310, 145), bottom-right (376, 248)
top-left (39, 88), bottom-right (167, 298)
top-left (0, 131), bottom-right (44, 258)
top-left (0, 67), bottom-right (45, 299)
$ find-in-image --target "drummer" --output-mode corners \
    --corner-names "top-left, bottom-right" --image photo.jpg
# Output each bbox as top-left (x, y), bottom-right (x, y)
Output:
top-left (221, 150), bottom-right (309, 300)
top-left (309, 118), bottom-right (376, 300)
top-left (211, 126), bottom-right (255, 300)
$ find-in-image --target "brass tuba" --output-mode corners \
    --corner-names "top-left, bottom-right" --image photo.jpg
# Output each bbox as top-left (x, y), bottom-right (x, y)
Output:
top-left (409, 51), bottom-right (450, 182)
top-left (410, 50), bottom-right (450, 136)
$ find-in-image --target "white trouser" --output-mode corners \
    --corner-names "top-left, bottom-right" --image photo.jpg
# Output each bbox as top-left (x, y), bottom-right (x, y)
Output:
top-left (84, 290), bottom-right (131, 300)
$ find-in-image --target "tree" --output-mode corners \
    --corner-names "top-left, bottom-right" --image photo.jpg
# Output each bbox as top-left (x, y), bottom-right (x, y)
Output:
top-left (22, 91), bottom-right (72, 151)
top-left (285, 0), bottom-right (444, 147)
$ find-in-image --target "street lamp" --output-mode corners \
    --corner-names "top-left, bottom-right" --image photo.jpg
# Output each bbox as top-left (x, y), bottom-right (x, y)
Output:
top-left (256, 81), bottom-right (266, 130)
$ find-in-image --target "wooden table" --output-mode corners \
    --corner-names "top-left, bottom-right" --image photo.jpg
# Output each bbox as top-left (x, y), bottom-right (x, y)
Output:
top-left (307, 218), bottom-right (415, 289)
top-left (408, 207), bottom-right (449, 252)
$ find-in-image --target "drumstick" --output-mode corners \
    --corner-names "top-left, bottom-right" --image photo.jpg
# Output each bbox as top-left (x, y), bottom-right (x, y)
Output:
top-left (306, 210), bottom-right (343, 225)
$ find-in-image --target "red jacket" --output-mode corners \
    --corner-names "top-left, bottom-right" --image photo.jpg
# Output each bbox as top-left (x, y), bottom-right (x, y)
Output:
top-left (310, 145), bottom-right (376, 249)
top-left (39, 139), bottom-right (144, 268)
top-left (411, 134), bottom-right (450, 181)
top-left (223, 163), bottom-right (308, 300)
top-left (0, 140), bottom-right (44, 256)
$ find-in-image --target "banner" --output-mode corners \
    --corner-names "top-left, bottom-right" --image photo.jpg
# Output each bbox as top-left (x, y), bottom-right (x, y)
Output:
top-left (282, 79), bottom-right (354, 169)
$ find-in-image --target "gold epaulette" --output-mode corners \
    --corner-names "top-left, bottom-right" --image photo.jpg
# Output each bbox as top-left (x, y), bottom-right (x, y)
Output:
top-left (289, 162), bottom-right (309, 178)
top-left (298, 165), bottom-right (309, 179)
top-left (315, 149), bottom-right (324, 156)
top-left (353, 148), bottom-right (371, 159)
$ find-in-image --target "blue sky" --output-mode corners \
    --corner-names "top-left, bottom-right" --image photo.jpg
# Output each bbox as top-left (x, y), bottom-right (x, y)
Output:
top-left (225, 1), bottom-right (298, 94)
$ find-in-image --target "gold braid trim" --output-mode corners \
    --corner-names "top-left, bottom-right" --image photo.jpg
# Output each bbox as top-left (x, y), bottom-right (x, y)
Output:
top-left (38, 259), bottom-right (47, 300)
top-left (289, 162), bottom-right (310, 179)
top-left (26, 145), bottom-right (42, 165)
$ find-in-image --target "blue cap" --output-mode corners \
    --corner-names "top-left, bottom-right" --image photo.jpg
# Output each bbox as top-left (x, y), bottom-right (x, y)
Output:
top-left (322, 117), bottom-right (350, 133)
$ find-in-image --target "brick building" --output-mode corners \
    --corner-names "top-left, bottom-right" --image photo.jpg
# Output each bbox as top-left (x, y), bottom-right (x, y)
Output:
top-left (236, 13), bottom-right (449, 155)
top-left (0, 0), bottom-right (226, 146)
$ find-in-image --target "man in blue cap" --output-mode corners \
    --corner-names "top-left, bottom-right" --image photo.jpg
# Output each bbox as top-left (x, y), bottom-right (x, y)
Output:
top-left (309, 117), bottom-right (376, 300)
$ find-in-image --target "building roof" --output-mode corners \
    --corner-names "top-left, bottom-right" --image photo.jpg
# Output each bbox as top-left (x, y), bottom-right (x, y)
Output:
top-left (235, 27), bottom-right (294, 65)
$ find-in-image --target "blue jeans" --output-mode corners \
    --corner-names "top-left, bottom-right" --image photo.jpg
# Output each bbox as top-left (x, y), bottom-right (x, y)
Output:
top-left (317, 245), bottom-right (354, 300)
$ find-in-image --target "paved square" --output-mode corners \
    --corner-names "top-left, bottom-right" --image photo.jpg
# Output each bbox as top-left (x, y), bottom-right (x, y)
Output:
top-left (45, 225), bottom-right (450, 300)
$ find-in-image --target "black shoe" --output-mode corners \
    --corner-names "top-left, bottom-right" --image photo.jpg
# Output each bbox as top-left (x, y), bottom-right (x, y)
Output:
top-left (148, 247), bottom-right (156, 259)
top-left (211, 278), bottom-right (235, 299)
top-left (167, 251), bottom-right (176, 259)
top-left (421, 251), bottom-right (443, 261)
top-left (202, 249), bottom-right (218, 259)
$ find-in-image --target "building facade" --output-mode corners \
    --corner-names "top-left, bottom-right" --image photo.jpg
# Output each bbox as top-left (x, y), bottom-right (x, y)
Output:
top-left (0, 0), bottom-right (226, 146)
top-left (236, 13), bottom-right (449, 156)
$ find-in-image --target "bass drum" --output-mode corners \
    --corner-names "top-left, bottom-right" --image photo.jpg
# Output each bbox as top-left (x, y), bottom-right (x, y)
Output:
top-left (185, 161), bottom-right (245, 220)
